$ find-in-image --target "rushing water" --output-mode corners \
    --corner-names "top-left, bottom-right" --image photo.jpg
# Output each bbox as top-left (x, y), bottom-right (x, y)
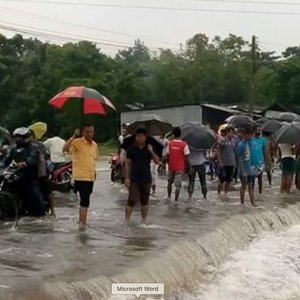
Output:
top-left (1, 162), bottom-right (300, 300)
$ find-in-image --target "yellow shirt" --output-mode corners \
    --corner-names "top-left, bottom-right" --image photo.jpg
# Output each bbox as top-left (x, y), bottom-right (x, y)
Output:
top-left (70, 137), bottom-right (99, 181)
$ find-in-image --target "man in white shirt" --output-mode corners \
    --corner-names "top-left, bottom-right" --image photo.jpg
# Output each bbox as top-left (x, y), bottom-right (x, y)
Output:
top-left (44, 134), bottom-right (70, 170)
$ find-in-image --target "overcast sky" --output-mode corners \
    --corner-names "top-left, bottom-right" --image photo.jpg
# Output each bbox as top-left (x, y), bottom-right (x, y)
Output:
top-left (0, 0), bottom-right (300, 55)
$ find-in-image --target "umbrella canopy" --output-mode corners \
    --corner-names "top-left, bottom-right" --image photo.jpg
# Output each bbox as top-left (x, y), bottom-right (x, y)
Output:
top-left (127, 114), bottom-right (173, 137)
top-left (274, 123), bottom-right (300, 145)
top-left (261, 119), bottom-right (282, 134)
top-left (180, 122), bottom-right (217, 150)
top-left (275, 112), bottom-right (299, 123)
top-left (28, 122), bottom-right (47, 140)
top-left (225, 115), bottom-right (254, 128)
top-left (48, 86), bottom-right (116, 115)
top-left (121, 135), bottom-right (164, 157)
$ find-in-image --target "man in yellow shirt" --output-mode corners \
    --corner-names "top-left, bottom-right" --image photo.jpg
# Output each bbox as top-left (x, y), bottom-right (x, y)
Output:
top-left (64, 124), bottom-right (99, 230)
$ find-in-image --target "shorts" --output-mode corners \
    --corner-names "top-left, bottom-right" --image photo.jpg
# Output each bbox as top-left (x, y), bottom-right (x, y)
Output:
top-left (240, 175), bottom-right (254, 184)
top-left (75, 181), bottom-right (94, 208)
top-left (128, 183), bottom-right (151, 207)
top-left (282, 157), bottom-right (296, 175)
top-left (168, 171), bottom-right (184, 187)
top-left (218, 166), bottom-right (235, 183)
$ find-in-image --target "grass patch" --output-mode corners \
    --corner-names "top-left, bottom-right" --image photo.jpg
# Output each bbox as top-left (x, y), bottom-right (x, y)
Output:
top-left (99, 139), bottom-right (118, 156)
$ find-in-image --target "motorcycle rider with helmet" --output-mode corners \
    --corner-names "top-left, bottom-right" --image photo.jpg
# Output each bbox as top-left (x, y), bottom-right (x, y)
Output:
top-left (5, 127), bottom-right (46, 217)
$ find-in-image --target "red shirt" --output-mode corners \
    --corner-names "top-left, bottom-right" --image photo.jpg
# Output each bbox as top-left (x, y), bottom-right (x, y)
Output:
top-left (167, 140), bottom-right (190, 172)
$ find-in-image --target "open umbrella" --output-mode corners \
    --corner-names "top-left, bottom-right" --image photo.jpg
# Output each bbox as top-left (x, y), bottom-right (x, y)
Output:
top-left (49, 86), bottom-right (116, 116)
top-left (127, 114), bottom-right (173, 137)
top-left (275, 112), bottom-right (299, 123)
top-left (274, 123), bottom-right (300, 145)
top-left (28, 122), bottom-right (47, 140)
top-left (180, 122), bottom-right (217, 150)
top-left (225, 115), bottom-right (254, 128)
top-left (261, 119), bottom-right (282, 134)
top-left (121, 135), bottom-right (164, 157)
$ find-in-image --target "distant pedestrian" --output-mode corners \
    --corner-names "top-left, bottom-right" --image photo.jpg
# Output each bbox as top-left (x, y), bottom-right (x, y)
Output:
top-left (188, 149), bottom-right (207, 199)
top-left (217, 127), bottom-right (237, 195)
top-left (64, 124), bottom-right (99, 231)
top-left (278, 143), bottom-right (296, 194)
top-left (237, 125), bottom-right (256, 207)
top-left (125, 129), bottom-right (160, 225)
top-left (167, 127), bottom-right (190, 202)
top-left (250, 126), bottom-right (270, 194)
top-left (264, 133), bottom-right (276, 186)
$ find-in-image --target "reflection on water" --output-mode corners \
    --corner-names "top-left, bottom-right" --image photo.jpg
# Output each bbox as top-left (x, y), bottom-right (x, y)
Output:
top-left (0, 163), bottom-right (299, 299)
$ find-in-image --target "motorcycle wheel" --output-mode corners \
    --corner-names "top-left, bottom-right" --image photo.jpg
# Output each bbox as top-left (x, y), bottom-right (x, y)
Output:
top-left (111, 168), bottom-right (118, 182)
top-left (0, 191), bottom-right (19, 222)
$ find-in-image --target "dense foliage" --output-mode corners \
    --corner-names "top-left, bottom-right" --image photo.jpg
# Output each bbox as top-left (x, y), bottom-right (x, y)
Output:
top-left (0, 33), bottom-right (298, 141)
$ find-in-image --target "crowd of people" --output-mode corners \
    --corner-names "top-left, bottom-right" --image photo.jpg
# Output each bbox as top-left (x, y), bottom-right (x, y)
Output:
top-left (121, 122), bottom-right (300, 225)
top-left (1, 119), bottom-right (300, 230)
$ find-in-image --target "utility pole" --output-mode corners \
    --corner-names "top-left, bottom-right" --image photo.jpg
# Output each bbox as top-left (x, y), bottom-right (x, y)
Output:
top-left (249, 35), bottom-right (256, 119)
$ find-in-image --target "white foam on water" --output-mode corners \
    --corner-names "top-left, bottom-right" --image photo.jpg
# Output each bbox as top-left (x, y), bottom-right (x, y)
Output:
top-left (185, 225), bottom-right (300, 300)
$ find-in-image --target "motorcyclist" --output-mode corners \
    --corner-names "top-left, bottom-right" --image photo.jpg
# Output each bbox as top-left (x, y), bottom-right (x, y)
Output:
top-left (5, 127), bottom-right (46, 217)
top-left (29, 130), bottom-right (56, 217)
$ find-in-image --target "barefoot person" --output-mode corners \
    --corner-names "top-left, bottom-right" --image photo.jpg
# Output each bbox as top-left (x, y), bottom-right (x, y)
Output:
top-left (217, 127), bottom-right (237, 195)
top-left (125, 129), bottom-right (160, 225)
top-left (237, 125), bottom-right (256, 207)
top-left (278, 143), bottom-right (296, 194)
top-left (250, 126), bottom-right (270, 194)
top-left (64, 124), bottom-right (99, 230)
top-left (167, 127), bottom-right (190, 202)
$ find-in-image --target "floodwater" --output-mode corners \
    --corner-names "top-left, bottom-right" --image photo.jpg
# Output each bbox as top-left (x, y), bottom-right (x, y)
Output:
top-left (0, 161), bottom-right (300, 300)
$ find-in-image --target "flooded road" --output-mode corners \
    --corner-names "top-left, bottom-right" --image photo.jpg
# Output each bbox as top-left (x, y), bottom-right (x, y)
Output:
top-left (1, 160), bottom-right (300, 299)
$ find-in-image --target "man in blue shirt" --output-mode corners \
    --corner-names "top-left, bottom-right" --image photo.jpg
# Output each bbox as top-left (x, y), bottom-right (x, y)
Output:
top-left (237, 125), bottom-right (256, 207)
top-left (250, 126), bottom-right (270, 194)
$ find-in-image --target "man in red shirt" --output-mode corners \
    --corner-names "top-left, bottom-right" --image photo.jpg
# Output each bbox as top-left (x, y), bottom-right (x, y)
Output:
top-left (167, 127), bottom-right (190, 202)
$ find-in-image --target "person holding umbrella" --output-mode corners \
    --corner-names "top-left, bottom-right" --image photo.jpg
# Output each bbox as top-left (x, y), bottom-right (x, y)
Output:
top-left (124, 128), bottom-right (161, 225)
top-left (166, 127), bottom-right (190, 202)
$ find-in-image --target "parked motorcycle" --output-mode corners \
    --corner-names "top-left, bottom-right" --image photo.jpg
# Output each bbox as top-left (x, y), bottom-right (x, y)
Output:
top-left (110, 154), bottom-right (123, 183)
top-left (49, 162), bottom-right (73, 192)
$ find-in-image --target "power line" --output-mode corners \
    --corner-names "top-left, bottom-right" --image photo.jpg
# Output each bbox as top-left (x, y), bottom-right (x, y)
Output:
top-left (0, 21), bottom-right (180, 52)
top-left (0, 6), bottom-right (180, 47)
top-left (2, 0), bottom-right (300, 16)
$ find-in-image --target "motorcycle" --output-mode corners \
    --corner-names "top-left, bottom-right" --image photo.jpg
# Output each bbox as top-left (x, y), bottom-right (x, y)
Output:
top-left (49, 162), bottom-right (73, 192)
top-left (0, 162), bottom-right (49, 224)
top-left (110, 154), bottom-right (123, 183)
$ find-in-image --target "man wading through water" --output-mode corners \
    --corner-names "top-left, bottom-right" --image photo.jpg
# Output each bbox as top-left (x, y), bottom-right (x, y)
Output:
top-left (125, 129), bottom-right (160, 225)
top-left (64, 124), bottom-right (99, 231)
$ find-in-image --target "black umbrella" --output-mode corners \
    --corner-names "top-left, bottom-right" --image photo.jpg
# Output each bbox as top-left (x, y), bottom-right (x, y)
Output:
top-left (274, 123), bottom-right (300, 145)
top-left (262, 119), bottom-right (282, 134)
top-left (225, 115), bottom-right (254, 128)
top-left (275, 112), bottom-right (299, 123)
top-left (180, 122), bottom-right (217, 150)
top-left (127, 114), bottom-right (173, 136)
top-left (121, 135), bottom-right (164, 157)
